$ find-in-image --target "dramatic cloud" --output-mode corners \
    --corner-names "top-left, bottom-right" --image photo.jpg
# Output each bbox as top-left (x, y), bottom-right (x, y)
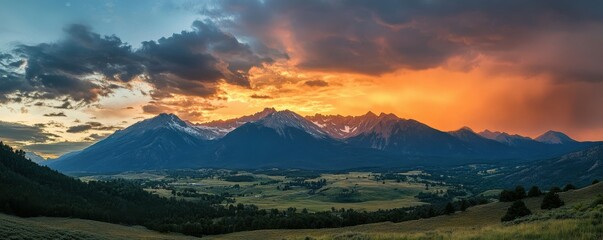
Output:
top-left (210, 0), bottom-right (603, 81)
top-left (84, 133), bottom-right (108, 141)
top-left (43, 112), bottom-right (66, 117)
top-left (66, 121), bottom-right (121, 133)
top-left (0, 121), bottom-right (57, 143)
top-left (305, 80), bottom-right (329, 87)
top-left (0, 20), bottom-right (279, 105)
top-left (250, 94), bottom-right (272, 99)
top-left (66, 124), bottom-right (93, 133)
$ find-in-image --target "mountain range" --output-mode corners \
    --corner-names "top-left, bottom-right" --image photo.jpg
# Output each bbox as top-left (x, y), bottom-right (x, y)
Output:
top-left (48, 108), bottom-right (600, 173)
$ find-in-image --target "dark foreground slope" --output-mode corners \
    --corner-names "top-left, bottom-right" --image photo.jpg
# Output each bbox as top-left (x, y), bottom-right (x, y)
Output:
top-left (0, 213), bottom-right (198, 240)
top-left (0, 142), bottom-right (232, 237)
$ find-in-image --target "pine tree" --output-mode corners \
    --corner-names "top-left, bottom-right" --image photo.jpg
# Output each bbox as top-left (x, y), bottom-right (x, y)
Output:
top-left (445, 202), bottom-right (455, 215)
top-left (562, 184), bottom-right (576, 192)
top-left (527, 186), bottom-right (542, 197)
top-left (514, 185), bottom-right (526, 199)
top-left (541, 192), bottom-right (564, 210)
top-left (460, 199), bottom-right (469, 211)
top-left (501, 200), bottom-right (531, 222)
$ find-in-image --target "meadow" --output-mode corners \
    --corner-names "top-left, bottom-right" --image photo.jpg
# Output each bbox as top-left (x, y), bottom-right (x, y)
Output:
top-left (206, 182), bottom-right (603, 239)
top-left (2, 181), bottom-right (601, 240)
top-left (83, 170), bottom-right (455, 212)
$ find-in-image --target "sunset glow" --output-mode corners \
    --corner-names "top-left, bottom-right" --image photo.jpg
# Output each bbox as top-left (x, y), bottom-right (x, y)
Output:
top-left (1, 0), bottom-right (603, 157)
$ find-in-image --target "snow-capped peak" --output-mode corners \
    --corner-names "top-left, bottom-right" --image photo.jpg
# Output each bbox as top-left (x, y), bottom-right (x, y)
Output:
top-left (112, 113), bottom-right (222, 140)
top-left (258, 110), bottom-right (328, 138)
top-left (535, 130), bottom-right (576, 144)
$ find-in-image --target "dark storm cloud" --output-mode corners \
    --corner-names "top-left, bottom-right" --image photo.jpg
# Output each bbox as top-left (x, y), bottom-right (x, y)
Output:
top-left (66, 124), bottom-right (93, 133)
top-left (84, 133), bottom-right (108, 141)
top-left (23, 141), bottom-right (93, 157)
top-left (305, 80), bottom-right (329, 87)
top-left (43, 112), bottom-right (66, 117)
top-left (211, 0), bottom-right (603, 81)
top-left (0, 20), bottom-right (278, 104)
top-left (66, 122), bottom-right (122, 133)
top-left (139, 20), bottom-right (276, 98)
top-left (0, 121), bottom-right (57, 143)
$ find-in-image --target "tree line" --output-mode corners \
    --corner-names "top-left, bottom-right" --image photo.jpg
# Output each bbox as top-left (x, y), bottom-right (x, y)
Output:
top-left (0, 142), bottom-right (488, 237)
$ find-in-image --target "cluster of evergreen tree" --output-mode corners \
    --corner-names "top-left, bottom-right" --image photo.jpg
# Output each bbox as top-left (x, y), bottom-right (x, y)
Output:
top-left (501, 200), bottom-right (532, 222)
top-left (0, 142), bottom-right (488, 237)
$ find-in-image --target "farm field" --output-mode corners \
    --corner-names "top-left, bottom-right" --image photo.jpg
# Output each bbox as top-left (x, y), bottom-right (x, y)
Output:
top-left (82, 170), bottom-right (455, 212)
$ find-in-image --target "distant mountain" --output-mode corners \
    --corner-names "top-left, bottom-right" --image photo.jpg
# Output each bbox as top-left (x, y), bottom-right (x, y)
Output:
top-left (503, 144), bottom-right (603, 188)
top-left (208, 110), bottom-right (379, 169)
top-left (24, 152), bottom-right (46, 164)
top-left (346, 115), bottom-right (472, 157)
top-left (535, 130), bottom-right (577, 144)
top-left (198, 107), bottom-right (277, 138)
top-left (306, 111), bottom-right (383, 139)
top-left (48, 109), bottom-right (600, 173)
top-left (479, 130), bottom-right (535, 146)
top-left (49, 113), bottom-right (211, 172)
top-left (448, 127), bottom-right (512, 157)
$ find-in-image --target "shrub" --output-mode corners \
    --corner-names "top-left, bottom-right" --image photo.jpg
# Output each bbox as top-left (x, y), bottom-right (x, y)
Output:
top-left (541, 192), bottom-right (565, 210)
top-left (514, 185), bottom-right (527, 199)
top-left (499, 190), bottom-right (516, 202)
top-left (563, 184), bottom-right (576, 192)
top-left (499, 185), bottom-right (527, 202)
top-left (549, 186), bottom-right (562, 193)
top-left (593, 179), bottom-right (600, 185)
top-left (445, 202), bottom-right (455, 215)
top-left (527, 186), bottom-right (542, 197)
top-left (501, 200), bottom-right (531, 222)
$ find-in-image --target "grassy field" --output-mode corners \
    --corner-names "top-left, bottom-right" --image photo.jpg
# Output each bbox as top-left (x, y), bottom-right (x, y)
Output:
top-left (1, 183), bottom-right (601, 240)
top-left (0, 213), bottom-right (198, 240)
top-left (91, 170), bottom-right (448, 212)
top-left (206, 182), bottom-right (603, 240)
top-left (232, 172), bottom-right (437, 212)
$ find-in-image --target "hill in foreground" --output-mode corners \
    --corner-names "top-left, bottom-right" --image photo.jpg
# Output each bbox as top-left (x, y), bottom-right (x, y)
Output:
top-left (2, 182), bottom-right (601, 240)
top-left (206, 182), bottom-right (603, 240)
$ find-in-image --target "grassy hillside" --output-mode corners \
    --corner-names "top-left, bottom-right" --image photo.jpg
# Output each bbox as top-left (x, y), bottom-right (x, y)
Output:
top-left (2, 183), bottom-right (600, 240)
top-left (207, 182), bottom-right (603, 240)
top-left (0, 213), bottom-right (198, 240)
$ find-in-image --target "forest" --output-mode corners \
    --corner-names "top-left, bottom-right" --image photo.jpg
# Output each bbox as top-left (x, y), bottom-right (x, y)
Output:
top-left (0, 142), bottom-right (492, 237)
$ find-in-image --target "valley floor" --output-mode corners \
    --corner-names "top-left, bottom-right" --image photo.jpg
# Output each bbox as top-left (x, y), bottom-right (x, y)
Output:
top-left (1, 183), bottom-right (601, 240)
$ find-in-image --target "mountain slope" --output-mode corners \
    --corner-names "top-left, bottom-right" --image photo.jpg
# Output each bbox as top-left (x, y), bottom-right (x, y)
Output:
top-left (503, 144), bottom-right (603, 187)
top-left (448, 127), bottom-right (512, 157)
top-left (197, 108), bottom-right (277, 138)
top-left (306, 111), bottom-right (383, 139)
top-left (49, 113), bottom-right (211, 172)
top-left (208, 110), bottom-right (382, 169)
top-left (346, 116), bottom-right (472, 157)
top-left (24, 152), bottom-right (46, 164)
top-left (535, 130), bottom-right (577, 144)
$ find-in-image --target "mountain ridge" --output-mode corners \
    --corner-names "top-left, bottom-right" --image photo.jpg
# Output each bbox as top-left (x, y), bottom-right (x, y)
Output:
top-left (47, 108), bottom-right (599, 173)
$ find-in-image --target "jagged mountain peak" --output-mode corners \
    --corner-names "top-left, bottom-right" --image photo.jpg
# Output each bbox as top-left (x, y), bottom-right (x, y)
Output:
top-left (257, 110), bottom-right (328, 138)
top-left (199, 107), bottom-right (277, 130)
top-left (365, 111), bottom-right (378, 118)
top-left (536, 130), bottom-right (576, 144)
top-left (457, 126), bottom-right (474, 132)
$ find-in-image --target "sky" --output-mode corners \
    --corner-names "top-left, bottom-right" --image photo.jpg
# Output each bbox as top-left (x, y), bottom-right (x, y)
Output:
top-left (1, 0), bottom-right (603, 158)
